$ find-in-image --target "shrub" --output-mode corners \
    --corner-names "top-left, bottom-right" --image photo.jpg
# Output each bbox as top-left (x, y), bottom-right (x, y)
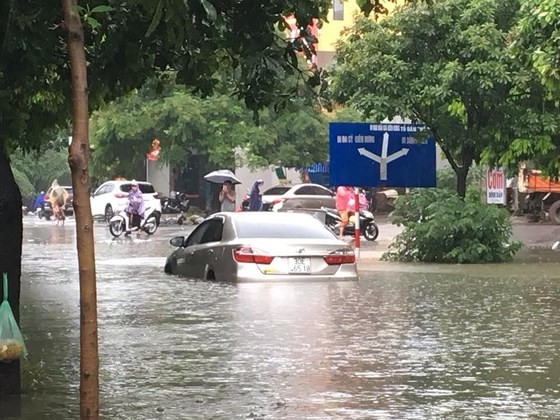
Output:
top-left (382, 188), bottom-right (521, 263)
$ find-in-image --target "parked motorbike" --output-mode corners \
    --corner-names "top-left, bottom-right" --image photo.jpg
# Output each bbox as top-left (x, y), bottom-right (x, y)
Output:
top-left (161, 191), bottom-right (190, 224)
top-left (322, 207), bottom-right (379, 241)
top-left (108, 205), bottom-right (160, 237)
top-left (238, 191), bottom-right (250, 211)
top-left (161, 191), bottom-right (190, 214)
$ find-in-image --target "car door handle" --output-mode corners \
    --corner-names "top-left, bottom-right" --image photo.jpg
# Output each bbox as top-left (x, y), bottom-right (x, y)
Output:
top-left (207, 249), bottom-right (214, 255)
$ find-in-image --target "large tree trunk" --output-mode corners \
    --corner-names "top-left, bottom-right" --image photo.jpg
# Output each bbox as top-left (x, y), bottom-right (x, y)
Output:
top-left (61, 1), bottom-right (99, 419)
top-left (0, 146), bottom-right (23, 405)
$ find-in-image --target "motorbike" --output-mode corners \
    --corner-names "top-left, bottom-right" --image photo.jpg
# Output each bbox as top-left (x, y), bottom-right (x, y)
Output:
top-left (108, 205), bottom-right (160, 237)
top-left (238, 191), bottom-right (250, 211)
top-left (322, 207), bottom-right (379, 241)
top-left (161, 191), bottom-right (190, 224)
top-left (161, 191), bottom-right (190, 214)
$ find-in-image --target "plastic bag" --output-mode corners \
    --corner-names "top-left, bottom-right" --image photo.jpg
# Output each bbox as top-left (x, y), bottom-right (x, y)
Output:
top-left (0, 273), bottom-right (27, 362)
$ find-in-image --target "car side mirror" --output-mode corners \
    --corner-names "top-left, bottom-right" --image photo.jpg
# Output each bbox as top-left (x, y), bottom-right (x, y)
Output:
top-left (170, 236), bottom-right (185, 248)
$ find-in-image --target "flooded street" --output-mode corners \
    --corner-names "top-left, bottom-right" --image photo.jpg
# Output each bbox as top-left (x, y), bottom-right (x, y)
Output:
top-left (12, 216), bottom-right (560, 419)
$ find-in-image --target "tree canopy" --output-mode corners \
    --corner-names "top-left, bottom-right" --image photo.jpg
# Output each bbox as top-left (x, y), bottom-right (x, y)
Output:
top-left (89, 82), bottom-right (329, 179)
top-left (1, 0), bottom-right (336, 155)
top-left (515, 0), bottom-right (560, 96)
top-left (330, 0), bottom-right (559, 196)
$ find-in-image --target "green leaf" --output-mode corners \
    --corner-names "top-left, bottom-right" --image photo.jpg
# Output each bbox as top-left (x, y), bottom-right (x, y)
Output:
top-left (200, 0), bottom-right (217, 22)
top-left (146, 0), bottom-right (164, 37)
top-left (90, 5), bottom-right (113, 14)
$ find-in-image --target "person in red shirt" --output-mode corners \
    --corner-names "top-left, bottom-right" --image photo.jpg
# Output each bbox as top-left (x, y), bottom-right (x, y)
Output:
top-left (335, 186), bottom-right (353, 240)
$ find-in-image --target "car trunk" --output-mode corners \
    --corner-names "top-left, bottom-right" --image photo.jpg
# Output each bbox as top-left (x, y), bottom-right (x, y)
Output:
top-left (240, 238), bottom-right (352, 276)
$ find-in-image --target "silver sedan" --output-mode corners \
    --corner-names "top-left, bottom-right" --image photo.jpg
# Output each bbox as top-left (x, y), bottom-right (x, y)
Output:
top-left (165, 212), bottom-right (358, 282)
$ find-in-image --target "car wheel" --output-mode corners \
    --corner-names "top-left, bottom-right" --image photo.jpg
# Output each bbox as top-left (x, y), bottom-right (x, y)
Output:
top-left (104, 205), bottom-right (114, 223)
top-left (549, 200), bottom-right (560, 225)
top-left (363, 222), bottom-right (379, 241)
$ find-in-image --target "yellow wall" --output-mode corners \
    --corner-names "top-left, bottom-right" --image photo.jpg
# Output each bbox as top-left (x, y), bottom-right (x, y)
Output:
top-left (317, 1), bottom-right (401, 53)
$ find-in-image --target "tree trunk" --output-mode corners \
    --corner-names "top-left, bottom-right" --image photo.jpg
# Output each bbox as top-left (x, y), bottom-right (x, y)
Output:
top-left (456, 167), bottom-right (469, 199)
top-left (61, 1), bottom-right (99, 419)
top-left (0, 146), bottom-right (23, 401)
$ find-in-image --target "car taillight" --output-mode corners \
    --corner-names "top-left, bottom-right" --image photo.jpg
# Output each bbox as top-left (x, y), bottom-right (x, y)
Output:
top-left (114, 192), bottom-right (127, 198)
top-left (233, 246), bottom-right (274, 265)
top-left (272, 198), bottom-right (285, 205)
top-left (324, 249), bottom-right (355, 265)
top-left (44, 195), bottom-right (49, 200)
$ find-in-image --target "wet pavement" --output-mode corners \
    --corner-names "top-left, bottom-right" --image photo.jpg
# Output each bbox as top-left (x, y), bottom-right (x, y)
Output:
top-left (7, 215), bottom-right (560, 419)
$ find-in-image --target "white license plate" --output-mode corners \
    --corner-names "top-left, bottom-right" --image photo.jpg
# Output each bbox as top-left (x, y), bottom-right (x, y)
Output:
top-left (288, 257), bottom-right (311, 274)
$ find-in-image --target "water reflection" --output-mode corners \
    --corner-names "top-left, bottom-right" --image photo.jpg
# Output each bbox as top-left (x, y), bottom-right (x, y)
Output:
top-left (10, 217), bottom-right (560, 418)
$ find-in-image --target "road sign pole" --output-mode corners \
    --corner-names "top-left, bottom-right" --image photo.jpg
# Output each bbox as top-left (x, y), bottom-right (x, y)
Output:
top-left (354, 187), bottom-right (360, 258)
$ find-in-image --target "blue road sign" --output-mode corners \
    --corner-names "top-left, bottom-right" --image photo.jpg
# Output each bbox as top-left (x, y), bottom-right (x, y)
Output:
top-left (329, 122), bottom-right (436, 187)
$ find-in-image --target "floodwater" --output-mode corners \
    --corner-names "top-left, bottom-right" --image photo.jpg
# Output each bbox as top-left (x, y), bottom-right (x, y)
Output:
top-left (6, 216), bottom-right (560, 419)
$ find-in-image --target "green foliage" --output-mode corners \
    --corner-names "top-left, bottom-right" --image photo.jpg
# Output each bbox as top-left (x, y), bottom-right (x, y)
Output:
top-left (329, 106), bottom-right (366, 122)
top-left (12, 167), bottom-right (34, 202)
top-left (357, 0), bottom-right (432, 18)
top-left (1, 0), bottom-right (335, 156)
top-left (10, 148), bottom-right (71, 193)
top-left (90, 84), bottom-right (328, 178)
top-left (382, 189), bottom-right (521, 263)
top-left (514, 0), bottom-right (560, 96)
top-left (329, 0), bottom-right (559, 195)
top-left (436, 166), bottom-right (484, 198)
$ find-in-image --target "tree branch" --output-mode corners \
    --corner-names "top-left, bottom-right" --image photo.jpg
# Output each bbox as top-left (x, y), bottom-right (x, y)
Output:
top-left (0, 0), bottom-right (14, 58)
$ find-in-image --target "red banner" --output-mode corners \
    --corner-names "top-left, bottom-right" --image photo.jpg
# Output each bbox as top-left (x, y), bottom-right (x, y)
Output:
top-left (146, 139), bottom-right (161, 161)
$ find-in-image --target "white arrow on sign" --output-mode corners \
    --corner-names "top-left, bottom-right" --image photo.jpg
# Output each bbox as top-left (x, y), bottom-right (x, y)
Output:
top-left (357, 132), bottom-right (409, 180)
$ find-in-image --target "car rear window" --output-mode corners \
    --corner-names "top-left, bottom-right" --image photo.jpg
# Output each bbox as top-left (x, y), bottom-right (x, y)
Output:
top-left (139, 184), bottom-right (155, 194)
top-left (119, 183), bottom-right (155, 194)
top-left (263, 186), bottom-right (291, 196)
top-left (234, 217), bottom-right (334, 239)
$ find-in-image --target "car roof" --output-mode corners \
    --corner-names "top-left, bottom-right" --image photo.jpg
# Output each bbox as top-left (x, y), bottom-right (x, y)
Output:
top-left (213, 210), bottom-right (323, 224)
top-left (263, 183), bottom-right (331, 194)
top-left (210, 211), bottom-right (337, 240)
top-left (102, 180), bottom-right (152, 185)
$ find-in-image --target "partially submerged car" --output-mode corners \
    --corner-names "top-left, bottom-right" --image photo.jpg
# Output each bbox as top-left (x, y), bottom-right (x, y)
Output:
top-left (165, 212), bottom-right (358, 282)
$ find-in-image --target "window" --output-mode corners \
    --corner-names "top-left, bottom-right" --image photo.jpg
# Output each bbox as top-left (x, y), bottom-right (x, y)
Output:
top-left (235, 217), bottom-right (334, 239)
top-left (333, 0), bottom-right (344, 20)
top-left (138, 184), bottom-right (155, 194)
top-left (118, 183), bottom-right (155, 194)
top-left (201, 219), bottom-right (224, 244)
top-left (294, 185), bottom-right (333, 196)
top-left (263, 186), bottom-right (291, 196)
top-left (185, 223), bottom-right (210, 247)
top-left (93, 184), bottom-right (111, 196)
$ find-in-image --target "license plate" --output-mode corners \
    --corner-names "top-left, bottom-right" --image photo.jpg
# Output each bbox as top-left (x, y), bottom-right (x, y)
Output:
top-left (288, 257), bottom-right (311, 274)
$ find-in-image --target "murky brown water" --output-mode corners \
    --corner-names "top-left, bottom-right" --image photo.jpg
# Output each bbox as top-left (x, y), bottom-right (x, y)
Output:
top-left (7, 216), bottom-right (560, 419)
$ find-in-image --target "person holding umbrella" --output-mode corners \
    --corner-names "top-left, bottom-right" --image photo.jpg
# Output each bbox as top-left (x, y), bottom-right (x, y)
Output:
top-left (248, 179), bottom-right (264, 211)
top-left (219, 180), bottom-right (236, 212)
top-left (204, 169), bottom-right (241, 213)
